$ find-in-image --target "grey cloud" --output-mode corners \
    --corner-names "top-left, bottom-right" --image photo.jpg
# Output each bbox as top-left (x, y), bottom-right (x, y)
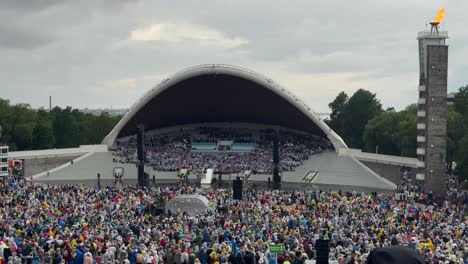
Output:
top-left (0, 0), bottom-right (62, 12)
top-left (0, 0), bottom-right (136, 12)
top-left (0, 24), bottom-right (55, 49)
top-left (0, 0), bottom-right (140, 50)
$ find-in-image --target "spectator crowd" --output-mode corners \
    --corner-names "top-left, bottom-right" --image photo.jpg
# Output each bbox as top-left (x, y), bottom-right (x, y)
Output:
top-left (0, 177), bottom-right (467, 264)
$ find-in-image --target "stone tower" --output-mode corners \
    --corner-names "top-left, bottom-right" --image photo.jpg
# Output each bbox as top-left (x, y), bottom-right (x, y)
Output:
top-left (416, 22), bottom-right (448, 198)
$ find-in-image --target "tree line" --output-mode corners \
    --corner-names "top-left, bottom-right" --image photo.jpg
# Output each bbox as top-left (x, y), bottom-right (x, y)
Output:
top-left (325, 85), bottom-right (468, 180)
top-left (0, 99), bottom-right (121, 151)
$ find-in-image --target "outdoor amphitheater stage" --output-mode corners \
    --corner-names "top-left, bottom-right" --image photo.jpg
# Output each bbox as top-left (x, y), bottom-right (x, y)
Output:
top-left (22, 65), bottom-right (407, 193)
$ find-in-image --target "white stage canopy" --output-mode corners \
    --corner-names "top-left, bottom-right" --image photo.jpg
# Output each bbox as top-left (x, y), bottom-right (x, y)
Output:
top-left (165, 194), bottom-right (210, 215)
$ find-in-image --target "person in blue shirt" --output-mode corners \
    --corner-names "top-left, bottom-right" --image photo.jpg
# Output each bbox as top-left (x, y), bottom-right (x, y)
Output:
top-left (53, 250), bottom-right (63, 264)
top-left (230, 239), bottom-right (238, 255)
top-left (196, 248), bottom-right (208, 264)
top-left (268, 253), bottom-right (276, 264)
top-left (72, 248), bottom-right (84, 264)
top-left (31, 254), bottom-right (41, 264)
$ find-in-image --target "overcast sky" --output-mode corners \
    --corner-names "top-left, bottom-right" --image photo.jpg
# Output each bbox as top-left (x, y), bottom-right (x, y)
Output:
top-left (1, 0), bottom-right (466, 113)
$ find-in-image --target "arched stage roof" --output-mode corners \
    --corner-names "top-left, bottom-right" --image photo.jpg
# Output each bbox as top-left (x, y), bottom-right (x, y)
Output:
top-left (103, 64), bottom-right (348, 150)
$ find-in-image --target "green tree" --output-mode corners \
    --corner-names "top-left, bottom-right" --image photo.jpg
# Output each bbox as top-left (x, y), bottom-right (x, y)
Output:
top-left (48, 106), bottom-right (122, 148)
top-left (395, 105), bottom-right (417, 157)
top-left (455, 133), bottom-right (468, 180)
top-left (449, 85), bottom-right (468, 179)
top-left (363, 111), bottom-right (400, 155)
top-left (327, 91), bottom-right (348, 136)
top-left (454, 85), bottom-right (468, 124)
top-left (10, 103), bottom-right (36, 124)
top-left (0, 99), bottom-right (13, 144)
top-left (50, 107), bottom-right (81, 148)
top-left (13, 123), bottom-right (34, 150)
top-left (33, 119), bottom-right (55, 149)
top-left (447, 110), bottom-right (465, 170)
top-left (4, 103), bottom-right (36, 150)
top-left (363, 105), bottom-right (417, 157)
top-left (341, 89), bottom-right (383, 148)
top-left (89, 112), bottom-right (120, 143)
top-left (0, 98), bottom-right (122, 150)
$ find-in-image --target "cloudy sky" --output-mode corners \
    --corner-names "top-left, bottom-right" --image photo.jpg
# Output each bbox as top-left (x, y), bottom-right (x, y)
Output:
top-left (1, 0), bottom-right (466, 113)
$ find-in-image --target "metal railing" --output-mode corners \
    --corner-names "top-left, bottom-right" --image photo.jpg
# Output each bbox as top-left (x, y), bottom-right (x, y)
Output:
top-left (417, 31), bottom-right (448, 38)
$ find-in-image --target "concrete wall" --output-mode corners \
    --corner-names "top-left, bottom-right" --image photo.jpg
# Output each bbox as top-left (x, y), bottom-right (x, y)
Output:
top-left (360, 161), bottom-right (416, 186)
top-left (339, 148), bottom-right (417, 167)
top-left (361, 161), bottom-right (401, 185)
top-left (25, 156), bottom-right (80, 176)
top-left (9, 145), bottom-right (107, 159)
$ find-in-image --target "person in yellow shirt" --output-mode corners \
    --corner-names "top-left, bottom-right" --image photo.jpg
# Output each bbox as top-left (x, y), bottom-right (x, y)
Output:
top-left (70, 238), bottom-right (77, 248)
top-left (427, 240), bottom-right (435, 251)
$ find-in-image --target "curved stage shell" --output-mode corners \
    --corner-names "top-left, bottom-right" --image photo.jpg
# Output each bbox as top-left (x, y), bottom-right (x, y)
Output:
top-left (102, 64), bottom-right (347, 151)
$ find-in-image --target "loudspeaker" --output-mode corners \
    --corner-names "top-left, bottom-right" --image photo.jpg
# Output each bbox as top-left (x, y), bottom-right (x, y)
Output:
top-left (137, 125), bottom-right (145, 161)
top-left (273, 133), bottom-right (279, 164)
top-left (138, 165), bottom-right (145, 187)
top-left (272, 130), bottom-right (281, 189)
top-left (273, 165), bottom-right (281, 189)
top-left (233, 179), bottom-right (242, 189)
top-left (315, 239), bottom-right (329, 264)
top-left (137, 125), bottom-right (146, 187)
top-left (233, 179), bottom-right (243, 200)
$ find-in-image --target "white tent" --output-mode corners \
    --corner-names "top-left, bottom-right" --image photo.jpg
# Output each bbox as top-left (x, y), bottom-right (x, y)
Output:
top-left (165, 194), bottom-right (210, 215)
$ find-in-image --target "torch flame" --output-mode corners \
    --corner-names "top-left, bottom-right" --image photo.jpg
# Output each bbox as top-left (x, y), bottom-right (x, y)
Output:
top-left (433, 8), bottom-right (446, 23)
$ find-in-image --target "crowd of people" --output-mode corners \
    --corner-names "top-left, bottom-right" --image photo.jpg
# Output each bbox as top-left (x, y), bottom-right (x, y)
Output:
top-left (396, 168), bottom-right (468, 207)
top-left (111, 128), bottom-right (327, 174)
top-left (0, 176), bottom-right (467, 264)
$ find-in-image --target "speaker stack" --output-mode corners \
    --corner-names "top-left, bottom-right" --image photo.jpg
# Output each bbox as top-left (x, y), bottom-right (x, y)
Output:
top-left (272, 130), bottom-right (281, 189)
top-left (315, 239), bottom-right (330, 264)
top-left (233, 178), bottom-right (243, 200)
top-left (137, 125), bottom-right (146, 187)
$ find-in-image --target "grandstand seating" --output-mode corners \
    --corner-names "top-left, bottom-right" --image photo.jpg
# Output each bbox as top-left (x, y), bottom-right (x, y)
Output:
top-left (112, 126), bottom-right (328, 174)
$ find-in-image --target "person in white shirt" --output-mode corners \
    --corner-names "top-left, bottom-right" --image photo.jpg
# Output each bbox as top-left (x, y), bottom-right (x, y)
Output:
top-left (146, 253), bottom-right (154, 264)
top-left (0, 240), bottom-right (6, 260)
top-left (180, 250), bottom-right (189, 264)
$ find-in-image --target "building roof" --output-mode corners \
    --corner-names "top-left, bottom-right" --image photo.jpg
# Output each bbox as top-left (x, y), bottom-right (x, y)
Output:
top-left (102, 64), bottom-right (347, 150)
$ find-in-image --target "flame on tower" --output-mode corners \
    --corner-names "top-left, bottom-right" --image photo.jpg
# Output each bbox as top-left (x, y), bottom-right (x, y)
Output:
top-left (432, 8), bottom-right (446, 24)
